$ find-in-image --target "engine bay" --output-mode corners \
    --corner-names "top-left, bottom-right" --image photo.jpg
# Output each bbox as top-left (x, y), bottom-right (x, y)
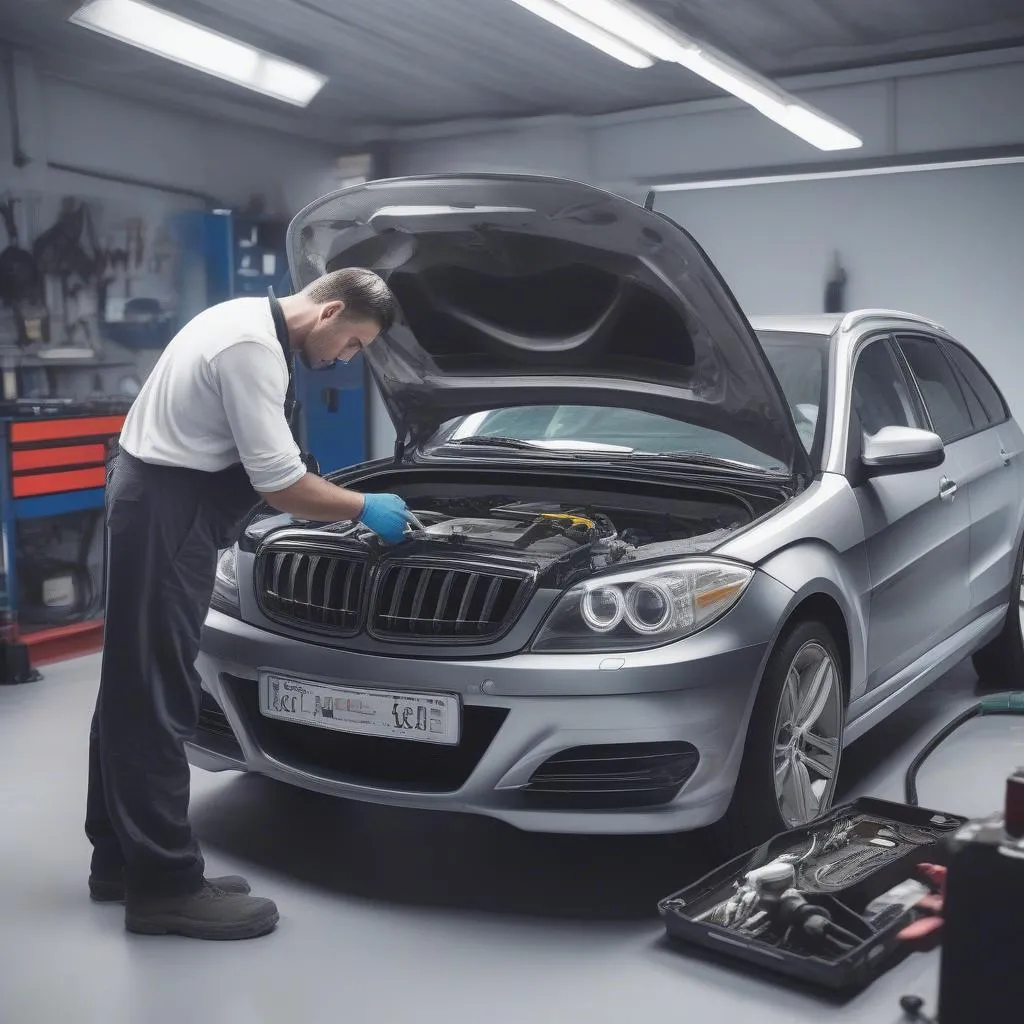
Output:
top-left (249, 492), bottom-right (749, 587)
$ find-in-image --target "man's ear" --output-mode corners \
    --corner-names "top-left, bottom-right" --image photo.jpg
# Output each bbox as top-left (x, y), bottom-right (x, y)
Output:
top-left (320, 300), bottom-right (346, 322)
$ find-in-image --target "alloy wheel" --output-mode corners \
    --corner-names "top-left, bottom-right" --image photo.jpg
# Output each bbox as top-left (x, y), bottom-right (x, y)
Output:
top-left (772, 640), bottom-right (843, 828)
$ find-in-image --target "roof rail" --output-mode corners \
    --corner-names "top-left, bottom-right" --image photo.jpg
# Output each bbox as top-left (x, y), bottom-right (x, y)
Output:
top-left (839, 308), bottom-right (947, 333)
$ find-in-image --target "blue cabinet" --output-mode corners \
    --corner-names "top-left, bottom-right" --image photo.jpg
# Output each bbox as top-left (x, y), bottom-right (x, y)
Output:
top-left (173, 210), bottom-right (234, 325)
top-left (295, 357), bottom-right (368, 475)
top-left (173, 210), bottom-right (368, 475)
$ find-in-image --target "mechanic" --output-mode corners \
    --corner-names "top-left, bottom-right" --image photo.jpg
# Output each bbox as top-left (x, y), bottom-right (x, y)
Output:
top-left (84, 268), bottom-right (412, 940)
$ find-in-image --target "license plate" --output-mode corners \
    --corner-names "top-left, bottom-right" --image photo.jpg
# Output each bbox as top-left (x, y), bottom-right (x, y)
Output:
top-left (258, 673), bottom-right (460, 746)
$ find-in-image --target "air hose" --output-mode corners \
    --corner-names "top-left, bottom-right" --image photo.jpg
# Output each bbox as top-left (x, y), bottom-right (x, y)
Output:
top-left (904, 691), bottom-right (1024, 806)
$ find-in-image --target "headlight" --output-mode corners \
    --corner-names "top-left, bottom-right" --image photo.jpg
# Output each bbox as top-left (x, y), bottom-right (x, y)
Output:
top-left (210, 546), bottom-right (240, 616)
top-left (531, 560), bottom-right (753, 653)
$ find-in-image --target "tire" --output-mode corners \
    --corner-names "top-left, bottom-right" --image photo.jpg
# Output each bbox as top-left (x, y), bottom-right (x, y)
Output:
top-left (972, 536), bottom-right (1024, 689)
top-left (715, 619), bottom-right (846, 855)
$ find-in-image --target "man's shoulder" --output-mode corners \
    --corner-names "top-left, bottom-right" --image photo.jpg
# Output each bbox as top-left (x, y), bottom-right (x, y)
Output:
top-left (180, 297), bottom-right (281, 360)
top-left (198, 296), bottom-right (275, 334)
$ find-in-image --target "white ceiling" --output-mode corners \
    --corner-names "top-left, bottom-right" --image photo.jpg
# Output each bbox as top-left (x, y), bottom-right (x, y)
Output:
top-left (3, 0), bottom-right (1024, 143)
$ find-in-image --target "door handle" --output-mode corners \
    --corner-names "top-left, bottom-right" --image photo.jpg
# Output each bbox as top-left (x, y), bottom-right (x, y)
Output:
top-left (1000, 448), bottom-right (1011, 467)
top-left (939, 477), bottom-right (958, 502)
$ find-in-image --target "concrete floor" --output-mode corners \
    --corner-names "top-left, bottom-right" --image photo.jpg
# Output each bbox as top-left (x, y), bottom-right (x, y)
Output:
top-left (3, 655), bottom-right (1023, 1024)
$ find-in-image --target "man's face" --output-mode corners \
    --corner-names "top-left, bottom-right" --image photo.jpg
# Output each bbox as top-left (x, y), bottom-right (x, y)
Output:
top-left (301, 301), bottom-right (381, 371)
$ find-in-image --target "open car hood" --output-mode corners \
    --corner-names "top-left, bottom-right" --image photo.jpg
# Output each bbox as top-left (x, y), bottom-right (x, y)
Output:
top-left (287, 174), bottom-right (810, 479)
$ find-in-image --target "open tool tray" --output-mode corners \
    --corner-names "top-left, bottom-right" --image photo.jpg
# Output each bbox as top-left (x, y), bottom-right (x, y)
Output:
top-left (658, 798), bottom-right (965, 991)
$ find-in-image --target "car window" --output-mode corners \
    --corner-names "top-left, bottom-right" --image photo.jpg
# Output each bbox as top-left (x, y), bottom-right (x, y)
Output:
top-left (896, 335), bottom-right (974, 442)
top-left (942, 342), bottom-right (1008, 427)
top-left (446, 405), bottom-right (786, 469)
top-left (852, 339), bottom-right (920, 435)
top-left (758, 332), bottom-right (828, 458)
top-left (432, 330), bottom-right (831, 472)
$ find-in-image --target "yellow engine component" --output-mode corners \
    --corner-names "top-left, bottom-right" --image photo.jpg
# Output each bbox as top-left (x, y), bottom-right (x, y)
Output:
top-left (539, 513), bottom-right (595, 529)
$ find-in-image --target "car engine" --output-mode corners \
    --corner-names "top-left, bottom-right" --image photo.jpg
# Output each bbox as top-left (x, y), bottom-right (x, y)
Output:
top-left (248, 497), bottom-right (744, 589)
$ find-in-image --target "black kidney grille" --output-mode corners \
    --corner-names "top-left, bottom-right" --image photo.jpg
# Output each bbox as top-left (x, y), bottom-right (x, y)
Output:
top-left (259, 550), bottom-right (366, 632)
top-left (371, 564), bottom-right (528, 640)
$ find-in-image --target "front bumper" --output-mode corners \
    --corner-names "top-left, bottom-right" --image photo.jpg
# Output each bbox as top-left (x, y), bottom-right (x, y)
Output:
top-left (189, 570), bottom-right (793, 834)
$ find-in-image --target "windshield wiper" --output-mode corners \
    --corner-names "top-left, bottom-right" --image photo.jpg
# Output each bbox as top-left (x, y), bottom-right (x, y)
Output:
top-left (623, 451), bottom-right (787, 475)
top-left (444, 436), bottom-right (546, 451)
top-left (440, 439), bottom-right (786, 475)
top-left (443, 436), bottom-right (632, 454)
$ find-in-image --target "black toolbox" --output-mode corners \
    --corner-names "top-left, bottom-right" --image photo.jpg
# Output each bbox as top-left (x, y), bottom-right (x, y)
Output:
top-left (658, 798), bottom-right (964, 991)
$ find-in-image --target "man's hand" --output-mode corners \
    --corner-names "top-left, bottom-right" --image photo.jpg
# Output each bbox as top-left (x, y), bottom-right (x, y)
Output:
top-left (358, 493), bottom-right (414, 545)
top-left (261, 474), bottom-right (407, 542)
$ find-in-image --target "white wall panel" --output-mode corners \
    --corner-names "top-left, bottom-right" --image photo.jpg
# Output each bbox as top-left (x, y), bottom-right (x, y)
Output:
top-left (657, 163), bottom-right (1024, 413)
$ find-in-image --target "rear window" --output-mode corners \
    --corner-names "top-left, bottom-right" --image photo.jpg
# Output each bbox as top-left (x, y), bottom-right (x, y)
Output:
top-left (943, 342), bottom-right (1008, 428)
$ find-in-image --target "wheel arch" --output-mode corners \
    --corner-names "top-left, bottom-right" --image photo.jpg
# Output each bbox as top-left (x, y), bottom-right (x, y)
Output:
top-left (755, 540), bottom-right (868, 702)
top-left (781, 592), bottom-right (852, 704)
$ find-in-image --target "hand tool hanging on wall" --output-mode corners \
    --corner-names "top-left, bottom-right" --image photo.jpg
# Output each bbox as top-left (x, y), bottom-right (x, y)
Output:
top-left (32, 198), bottom-right (102, 345)
top-left (0, 197), bottom-right (43, 346)
top-left (33, 198), bottom-right (101, 281)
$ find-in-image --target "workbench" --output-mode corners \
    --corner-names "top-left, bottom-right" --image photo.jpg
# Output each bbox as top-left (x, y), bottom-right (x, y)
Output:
top-left (0, 399), bottom-right (130, 669)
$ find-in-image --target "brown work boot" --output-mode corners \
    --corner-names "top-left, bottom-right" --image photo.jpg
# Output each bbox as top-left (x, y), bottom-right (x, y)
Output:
top-left (91, 872), bottom-right (251, 903)
top-left (125, 880), bottom-right (279, 940)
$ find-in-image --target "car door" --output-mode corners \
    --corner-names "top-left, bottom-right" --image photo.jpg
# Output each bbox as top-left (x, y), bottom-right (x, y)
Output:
top-left (850, 335), bottom-right (972, 690)
top-left (898, 333), bottom-right (1022, 617)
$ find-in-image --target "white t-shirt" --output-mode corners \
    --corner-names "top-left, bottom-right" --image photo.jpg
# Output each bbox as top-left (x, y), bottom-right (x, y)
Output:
top-left (119, 296), bottom-right (307, 494)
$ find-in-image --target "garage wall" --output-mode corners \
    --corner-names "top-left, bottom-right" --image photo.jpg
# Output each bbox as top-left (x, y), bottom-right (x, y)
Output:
top-left (384, 51), bottom-right (1024, 188)
top-left (0, 52), bottom-right (340, 216)
top-left (658, 163), bottom-right (1024, 413)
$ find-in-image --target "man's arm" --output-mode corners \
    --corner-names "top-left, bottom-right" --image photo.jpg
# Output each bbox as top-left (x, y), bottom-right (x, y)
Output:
top-left (260, 471), bottom-right (365, 522)
top-left (213, 340), bottom-right (407, 533)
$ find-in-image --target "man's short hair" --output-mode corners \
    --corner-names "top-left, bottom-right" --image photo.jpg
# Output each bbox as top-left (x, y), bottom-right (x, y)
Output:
top-left (303, 268), bottom-right (397, 334)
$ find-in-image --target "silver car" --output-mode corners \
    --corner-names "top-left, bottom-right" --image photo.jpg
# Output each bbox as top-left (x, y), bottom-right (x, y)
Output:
top-left (190, 174), bottom-right (1024, 847)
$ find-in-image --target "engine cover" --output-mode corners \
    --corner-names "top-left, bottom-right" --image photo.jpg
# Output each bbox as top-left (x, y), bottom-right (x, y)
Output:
top-left (407, 504), bottom-right (629, 584)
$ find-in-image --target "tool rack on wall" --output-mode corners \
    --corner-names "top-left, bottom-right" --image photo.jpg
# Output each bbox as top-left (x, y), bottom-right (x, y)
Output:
top-left (0, 406), bottom-right (126, 677)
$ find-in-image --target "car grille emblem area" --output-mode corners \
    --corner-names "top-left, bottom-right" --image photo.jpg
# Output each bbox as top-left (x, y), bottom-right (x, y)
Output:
top-left (369, 563), bottom-right (529, 641)
top-left (258, 548), bottom-right (367, 635)
top-left (255, 543), bottom-right (532, 644)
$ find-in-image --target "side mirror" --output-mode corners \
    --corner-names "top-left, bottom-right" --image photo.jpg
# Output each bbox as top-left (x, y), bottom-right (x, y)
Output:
top-left (862, 426), bottom-right (945, 475)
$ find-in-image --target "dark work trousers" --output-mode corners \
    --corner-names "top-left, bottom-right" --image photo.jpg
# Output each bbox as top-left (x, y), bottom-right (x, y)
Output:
top-left (85, 448), bottom-right (257, 897)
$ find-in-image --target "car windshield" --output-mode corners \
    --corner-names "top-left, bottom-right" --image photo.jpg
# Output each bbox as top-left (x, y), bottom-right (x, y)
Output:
top-left (427, 330), bottom-right (829, 472)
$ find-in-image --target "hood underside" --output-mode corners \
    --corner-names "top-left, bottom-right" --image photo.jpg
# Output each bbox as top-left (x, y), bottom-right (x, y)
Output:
top-left (287, 173), bottom-right (809, 477)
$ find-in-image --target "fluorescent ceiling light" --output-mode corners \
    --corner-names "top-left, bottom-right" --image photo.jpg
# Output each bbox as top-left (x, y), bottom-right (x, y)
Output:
top-left (553, 0), bottom-right (694, 62)
top-left (69, 0), bottom-right (326, 107)
top-left (648, 153), bottom-right (1024, 191)
top-left (507, 0), bottom-right (654, 68)
top-left (673, 50), bottom-right (862, 151)
top-left (511, 0), bottom-right (862, 151)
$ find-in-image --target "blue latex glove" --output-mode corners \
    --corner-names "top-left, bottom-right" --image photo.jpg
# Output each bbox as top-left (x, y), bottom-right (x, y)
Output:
top-left (358, 493), bottom-right (413, 545)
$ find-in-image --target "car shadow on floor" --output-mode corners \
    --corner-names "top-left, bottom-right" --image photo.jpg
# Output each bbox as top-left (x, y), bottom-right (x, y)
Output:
top-left (190, 663), bottom-right (983, 923)
top-left (191, 776), bottom-right (721, 921)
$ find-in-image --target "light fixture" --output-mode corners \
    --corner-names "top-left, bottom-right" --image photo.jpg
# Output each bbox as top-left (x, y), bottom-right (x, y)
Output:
top-left (507, 0), bottom-right (653, 68)
top-left (552, 0), bottom-right (695, 62)
top-left (511, 0), bottom-right (863, 151)
top-left (647, 151), bottom-right (1024, 192)
top-left (69, 0), bottom-right (326, 107)
top-left (671, 49), bottom-right (863, 152)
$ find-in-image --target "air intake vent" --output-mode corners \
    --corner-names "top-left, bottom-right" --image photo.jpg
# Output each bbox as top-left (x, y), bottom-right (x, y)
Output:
top-left (523, 742), bottom-right (700, 809)
top-left (257, 548), bottom-right (367, 634)
top-left (370, 562), bottom-right (530, 641)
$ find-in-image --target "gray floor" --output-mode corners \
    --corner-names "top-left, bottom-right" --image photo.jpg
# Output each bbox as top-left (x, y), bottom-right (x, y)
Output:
top-left (3, 656), bottom-right (1024, 1024)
